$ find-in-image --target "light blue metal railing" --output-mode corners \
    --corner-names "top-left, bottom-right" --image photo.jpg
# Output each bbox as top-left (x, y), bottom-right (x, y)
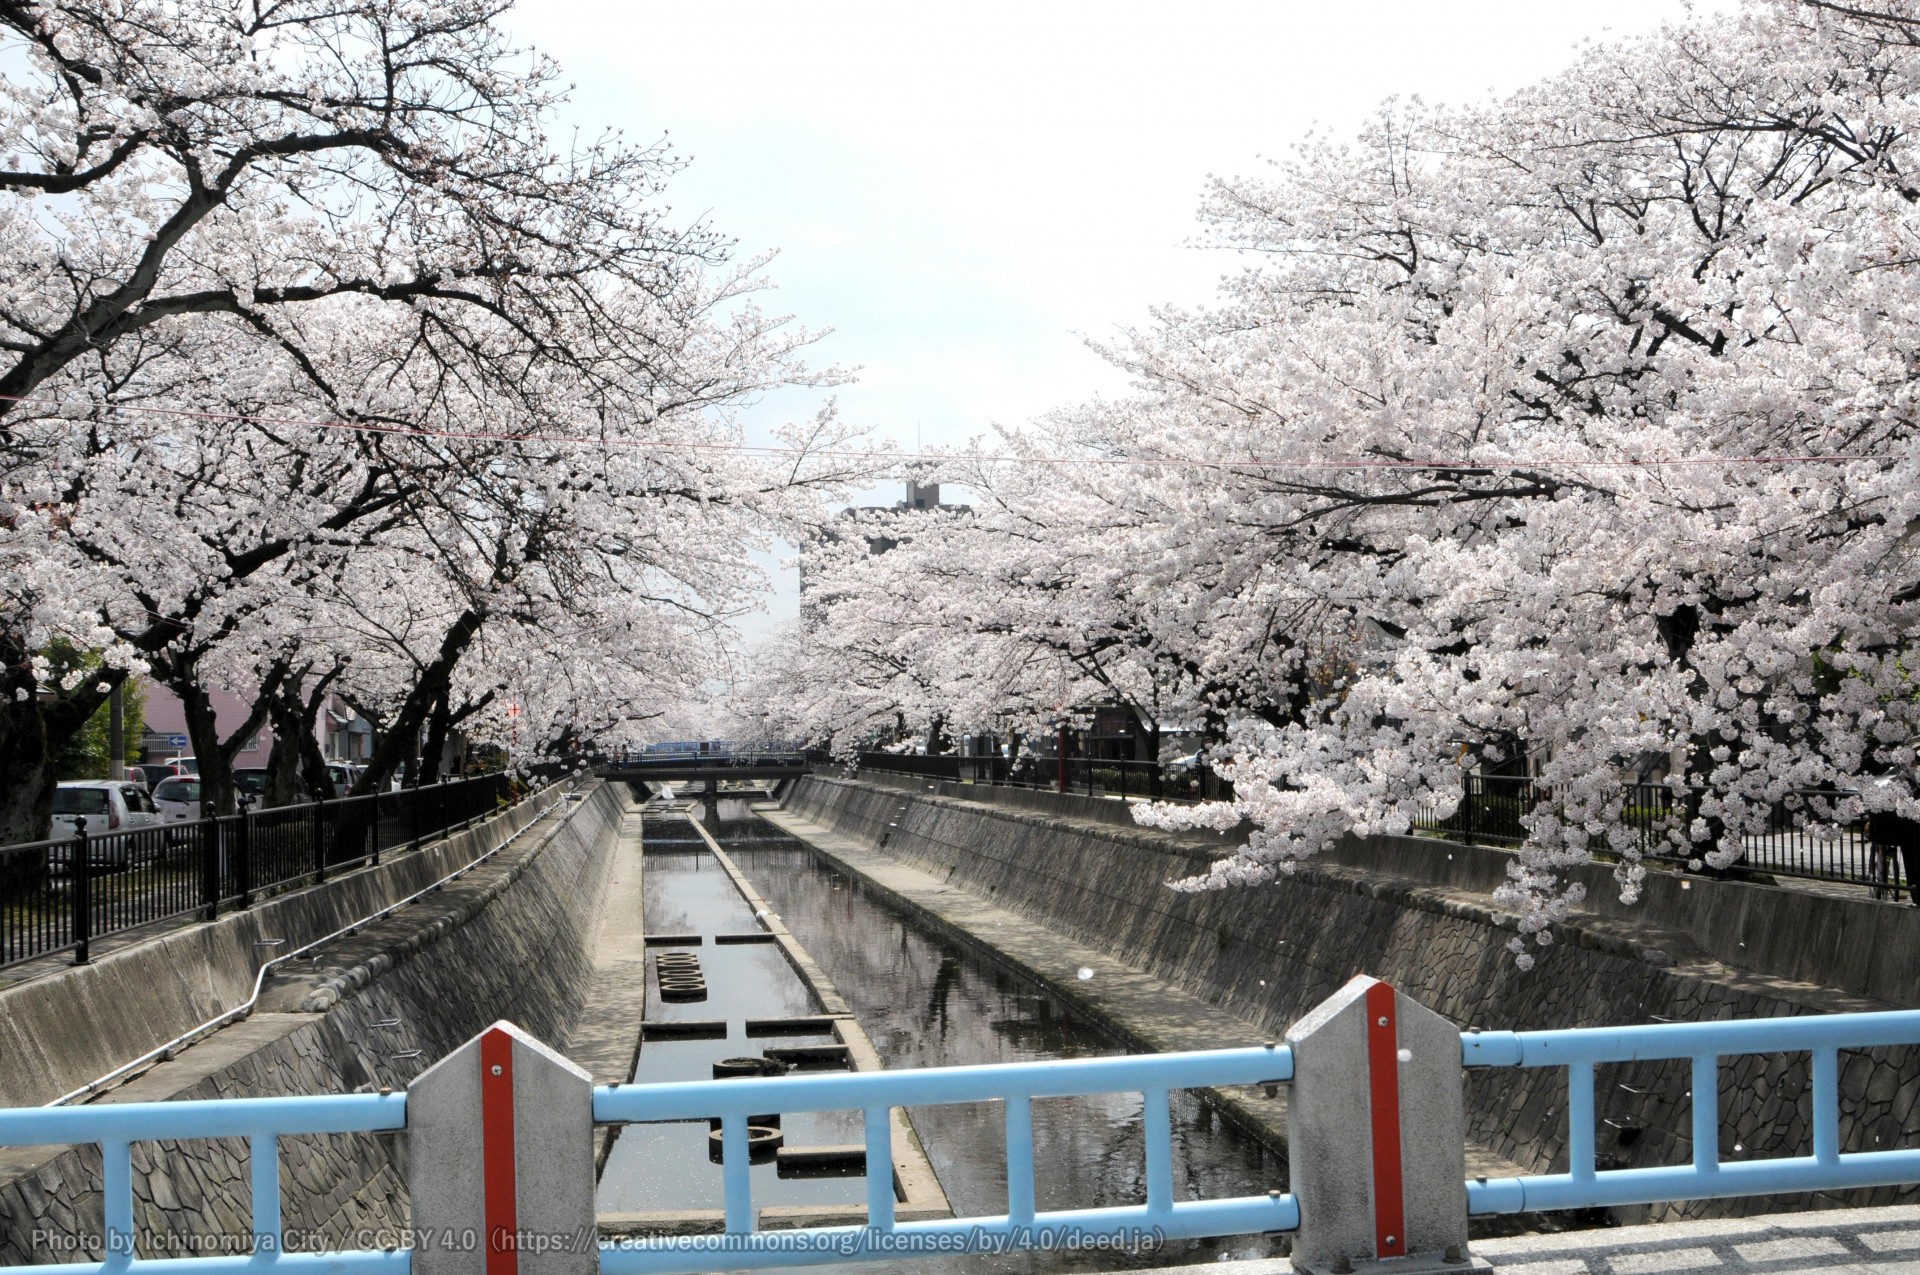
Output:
top-left (13, 1011), bottom-right (1920, 1273)
top-left (592, 1045), bottom-right (1298, 1274)
top-left (1462, 1009), bottom-right (1920, 1214)
top-left (0, 1091), bottom-right (407, 1275)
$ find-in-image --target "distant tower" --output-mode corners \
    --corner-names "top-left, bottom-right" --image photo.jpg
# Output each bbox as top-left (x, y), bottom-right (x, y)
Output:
top-left (905, 481), bottom-right (940, 510)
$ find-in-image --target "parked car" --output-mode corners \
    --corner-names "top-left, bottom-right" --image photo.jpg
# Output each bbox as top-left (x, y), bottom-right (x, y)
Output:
top-left (47, 781), bottom-right (162, 872)
top-left (163, 756), bottom-right (200, 776)
top-left (325, 762), bottom-right (366, 796)
top-left (151, 776), bottom-right (204, 827)
top-left (232, 767), bottom-right (270, 805)
top-left (133, 762), bottom-right (185, 789)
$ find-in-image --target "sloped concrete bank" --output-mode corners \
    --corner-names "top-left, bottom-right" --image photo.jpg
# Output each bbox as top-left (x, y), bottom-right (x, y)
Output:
top-left (779, 775), bottom-right (1920, 1222)
top-left (0, 782), bottom-right (630, 1264)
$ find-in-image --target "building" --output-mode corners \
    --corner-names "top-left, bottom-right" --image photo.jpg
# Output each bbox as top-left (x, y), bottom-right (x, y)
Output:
top-left (799, 481), bottom-right (970, 615)
top-left (137, 680), bottom-right (274, 764)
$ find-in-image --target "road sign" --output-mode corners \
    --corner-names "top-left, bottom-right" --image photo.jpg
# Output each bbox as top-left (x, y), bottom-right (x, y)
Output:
top-left (165, 734), bottom-right (188, 748)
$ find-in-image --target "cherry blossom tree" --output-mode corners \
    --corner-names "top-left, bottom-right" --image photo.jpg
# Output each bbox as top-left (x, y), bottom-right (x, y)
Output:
top-left (0, 0), bottom-right (870, 839)
top-left (768, 0), bottom-right (1920, 950)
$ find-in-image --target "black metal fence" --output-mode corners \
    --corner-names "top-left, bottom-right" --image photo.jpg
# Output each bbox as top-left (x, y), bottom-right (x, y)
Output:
top-left (0, 774), bottom-right (516, 969)
top-left (836, 753), bottom-right (1902, 895)
top-left (832, 752), bottom-right (1234, 803)
top-left (1417, 773), bottom-right (1901, 893)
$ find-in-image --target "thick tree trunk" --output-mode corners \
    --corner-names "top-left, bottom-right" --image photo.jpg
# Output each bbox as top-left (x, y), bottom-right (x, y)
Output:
top-left (262, 668), bottom-right (341, 807)
top-left (160, 652), bottom-right (280, 818)
top-left (0, 697), bottom-right (55, 847)
top-left (350, 608), bottom-right (484, 796)
top-left (0, 633), bottom-right (121, 845)
top-left (419, 688), bottom-right (453, 784)
top-left (262, 728), bottom-right (305, 809)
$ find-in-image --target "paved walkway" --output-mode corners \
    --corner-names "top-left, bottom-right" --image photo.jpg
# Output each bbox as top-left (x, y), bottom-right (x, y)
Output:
top-left (758, 802), bottom-right (1529, 1182)
top-left (1469, 1206), bottom-right (1920, 1273)
top-left (1169, 1207), bottom-right (1920, 1274)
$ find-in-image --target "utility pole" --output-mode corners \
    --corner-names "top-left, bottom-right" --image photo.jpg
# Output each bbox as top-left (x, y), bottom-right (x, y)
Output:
top-left (108, 682), bottom-right (126, 780)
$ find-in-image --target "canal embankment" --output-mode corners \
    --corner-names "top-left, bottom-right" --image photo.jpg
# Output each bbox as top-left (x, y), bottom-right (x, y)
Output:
top-left (0, 780), bottom-right (629, 1264)
top-left (757, 797), bottom-right (1525, 1186)
top-left (771, 774), bottom-right (1920, 1222)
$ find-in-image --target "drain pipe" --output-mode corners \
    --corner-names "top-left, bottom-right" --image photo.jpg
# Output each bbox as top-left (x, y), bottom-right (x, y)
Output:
top-left (45, 781), bottom-right (579, 1107)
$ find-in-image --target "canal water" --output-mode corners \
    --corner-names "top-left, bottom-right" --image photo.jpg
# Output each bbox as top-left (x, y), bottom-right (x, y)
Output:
top-left (597, 816), bottom-right (862, 1214)
top-left (713, 812), bottom-right (1288, 1275)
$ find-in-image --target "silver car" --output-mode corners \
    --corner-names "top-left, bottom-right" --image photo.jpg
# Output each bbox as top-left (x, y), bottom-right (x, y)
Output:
top-left (151, 775), bottom-right (204, 826)
top-left (48, 782), bottom-right (162, 871)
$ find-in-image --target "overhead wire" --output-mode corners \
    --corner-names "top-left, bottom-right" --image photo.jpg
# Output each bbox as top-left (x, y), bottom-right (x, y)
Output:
top-left (0, 391), bottom-right (1903, 474)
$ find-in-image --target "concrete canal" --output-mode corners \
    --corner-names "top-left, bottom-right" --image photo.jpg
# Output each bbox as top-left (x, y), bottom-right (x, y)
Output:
top-left (595, 801), bottom-right (1287, 1274)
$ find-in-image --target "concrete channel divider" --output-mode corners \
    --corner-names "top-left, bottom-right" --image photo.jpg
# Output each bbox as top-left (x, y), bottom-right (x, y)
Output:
top-left (591, 808), bottom-right (950, 1237)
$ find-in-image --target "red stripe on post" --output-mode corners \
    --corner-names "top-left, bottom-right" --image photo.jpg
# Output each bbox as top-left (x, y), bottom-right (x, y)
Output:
top-left (1365, 981), bottom-right (1407, 1260)
top-left (481, 1027), bottom-right (519, 1275)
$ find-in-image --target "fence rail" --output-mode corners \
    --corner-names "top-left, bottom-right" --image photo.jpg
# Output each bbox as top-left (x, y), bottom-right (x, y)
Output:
top-left (1466, 1009), bottom-right (1920, 1214)
top-left (0, 774), bottom-right (515, 970)
top-left (837, 752), bottom-right (1233, 803)
top-left (595, 1045), bottom-right (1296, 1274)
top-left (0, 1090), bottom-right (408, 1275)
top-left (1415, 773), bottom-right (1904, 895)
top-left (844, 755), bottom-right (1903, 895)
top-left (5, 999), bottom-right (1920, 1273)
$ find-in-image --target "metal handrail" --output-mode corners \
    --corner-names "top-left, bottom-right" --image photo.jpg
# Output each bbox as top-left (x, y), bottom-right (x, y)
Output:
top-left (44, 782), bottom-right (573, 1107)
top-left (595, 1045), bottom-right (1297, 1273)
top-left (10, 1009), bottom-right (1920, 1270)
top-left (1, 1089), bottom-right (407, 1275)
top-left (1463, 1009), bottom-right (1920, 1215)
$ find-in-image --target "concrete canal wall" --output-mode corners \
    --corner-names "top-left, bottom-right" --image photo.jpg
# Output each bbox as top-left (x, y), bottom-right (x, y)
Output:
top-left (0, 782), bottom-right (629, 1263)
top-left (781, 774), bottom-right (1920, 1220)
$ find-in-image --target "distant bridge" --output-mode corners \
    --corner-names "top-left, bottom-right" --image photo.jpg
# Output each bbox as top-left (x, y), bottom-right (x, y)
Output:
top-left (596, 748), bottom-right (810, 789)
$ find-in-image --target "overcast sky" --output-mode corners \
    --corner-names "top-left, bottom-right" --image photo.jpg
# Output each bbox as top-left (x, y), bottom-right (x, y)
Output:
top-left (505, 0), bottom-right (1724, 637)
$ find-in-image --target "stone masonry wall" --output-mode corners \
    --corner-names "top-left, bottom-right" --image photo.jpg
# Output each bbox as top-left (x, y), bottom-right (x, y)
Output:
top-left (0, 782), bottom-right (627, 1264)
top-left (783, 775), bottom-right (1920, 1222)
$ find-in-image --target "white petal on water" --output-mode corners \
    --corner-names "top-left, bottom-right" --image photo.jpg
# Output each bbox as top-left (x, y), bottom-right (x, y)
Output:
top-left (1077, 967), bottom-right (1094, 981)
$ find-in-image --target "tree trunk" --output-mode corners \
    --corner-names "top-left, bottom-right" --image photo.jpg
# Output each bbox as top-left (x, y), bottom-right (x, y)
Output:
top-left (0, 633), bottom-right (122, 845)
top-left (0, 695), bottom-right (55, 847)
top-left (419, 688), bottom-right (453, 784)
top-left (350, 608), bottom-right (484, 796)
top-left (262, 727), bottom-right (306, 809)
top-left (261, 668), bottom-right (342, 807)
top-left (160, 652), bottom-right (280, 818)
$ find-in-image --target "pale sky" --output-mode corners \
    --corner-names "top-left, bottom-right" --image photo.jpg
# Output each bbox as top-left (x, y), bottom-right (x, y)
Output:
top-left (505, 0), bottom-right (1725, 637)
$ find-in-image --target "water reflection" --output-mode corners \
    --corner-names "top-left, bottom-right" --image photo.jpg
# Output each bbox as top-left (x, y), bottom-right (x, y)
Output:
top-left (596, 820), bottom-right (862, 1214)
top-left (722, 821), bottom-right (1287, 1275)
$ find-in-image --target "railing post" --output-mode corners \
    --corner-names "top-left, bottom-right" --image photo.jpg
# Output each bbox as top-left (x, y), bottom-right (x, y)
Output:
top-left (408, 1020), bottom-right (596, 1275)
top-left (313, 787), bottom-right (328, 884)
top-left (1459, 775), bottom-right (1477, 845)
top-left (201, 815), bottom-right (221, 921)
top-left (1285, 974), bottom-right (1482, 1273)
top-left (1057, 724), bottom-right (1067, 794)
top-left (236, 809), bottom-right (253, 910)
top-left (410, 780), bottom-right (423, 853)
top-left (70, 818), bottom-right (90, 965)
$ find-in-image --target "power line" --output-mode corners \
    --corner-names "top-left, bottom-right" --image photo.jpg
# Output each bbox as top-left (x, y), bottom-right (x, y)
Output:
top-left (0, 392), bottom-right (1905, 474)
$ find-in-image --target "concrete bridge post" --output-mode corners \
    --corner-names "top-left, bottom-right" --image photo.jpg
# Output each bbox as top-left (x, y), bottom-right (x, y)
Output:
top-left (1285, 975), bottom-right (1486, 1274)
top-left (408, 1021), bottom-right (597, 1275)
